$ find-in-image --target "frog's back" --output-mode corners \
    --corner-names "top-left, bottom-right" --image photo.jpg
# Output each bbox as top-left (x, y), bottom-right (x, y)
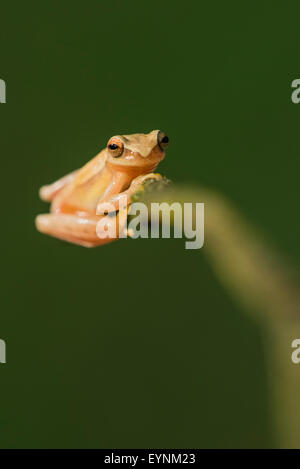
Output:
top-left (52, 150), bottom-right (112, 215)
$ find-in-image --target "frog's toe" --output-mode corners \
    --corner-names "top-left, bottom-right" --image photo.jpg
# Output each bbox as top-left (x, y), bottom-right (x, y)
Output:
top-left (35, 214), bottom-right (50, 233)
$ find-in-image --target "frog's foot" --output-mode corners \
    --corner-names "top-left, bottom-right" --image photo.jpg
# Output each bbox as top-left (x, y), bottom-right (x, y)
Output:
top-left (35, 213), bottom-right (114, 248)
top-left (130, 175), bottom-right (172, 202)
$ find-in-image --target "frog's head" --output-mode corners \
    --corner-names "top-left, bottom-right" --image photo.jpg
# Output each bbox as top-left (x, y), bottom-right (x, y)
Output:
top-left (106, 130), bottom-right (169, 174)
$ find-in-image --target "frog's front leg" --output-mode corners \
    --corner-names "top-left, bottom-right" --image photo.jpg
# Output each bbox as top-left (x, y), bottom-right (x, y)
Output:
top-left (96, 173), bottom-right (162, 215)
top-left (39, 169), bottom-right (79, 202)
top-left (35, 213), bottom-right (115, 247)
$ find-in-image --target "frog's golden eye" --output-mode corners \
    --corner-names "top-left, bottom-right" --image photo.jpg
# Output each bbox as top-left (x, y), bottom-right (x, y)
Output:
top-left (157, 131), bottom-right (169, 151)
top-left (107, 137), bottom-right (124, 158)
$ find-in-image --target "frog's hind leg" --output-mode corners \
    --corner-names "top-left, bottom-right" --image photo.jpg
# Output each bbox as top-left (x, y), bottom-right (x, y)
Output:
top-left (35, 213), bottom-right (113, 248)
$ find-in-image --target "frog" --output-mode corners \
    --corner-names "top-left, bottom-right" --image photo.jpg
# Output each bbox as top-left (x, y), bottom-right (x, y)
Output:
top-left (35, 130), bottom-right (169, 247)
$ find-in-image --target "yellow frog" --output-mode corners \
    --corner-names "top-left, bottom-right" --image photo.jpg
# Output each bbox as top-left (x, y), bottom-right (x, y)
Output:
top-left (35, 130), bottom-right (169, 247)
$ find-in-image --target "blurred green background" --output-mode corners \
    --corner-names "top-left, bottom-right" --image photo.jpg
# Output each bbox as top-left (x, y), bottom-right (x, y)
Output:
top-left (1, 0), bottom-right (300, 448)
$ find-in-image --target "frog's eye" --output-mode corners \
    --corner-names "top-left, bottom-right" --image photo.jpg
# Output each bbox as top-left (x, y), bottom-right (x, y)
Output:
top-left (157, 131), bottom-right (169, 151)
top-left (107, 138), bottom-right (124, 158)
